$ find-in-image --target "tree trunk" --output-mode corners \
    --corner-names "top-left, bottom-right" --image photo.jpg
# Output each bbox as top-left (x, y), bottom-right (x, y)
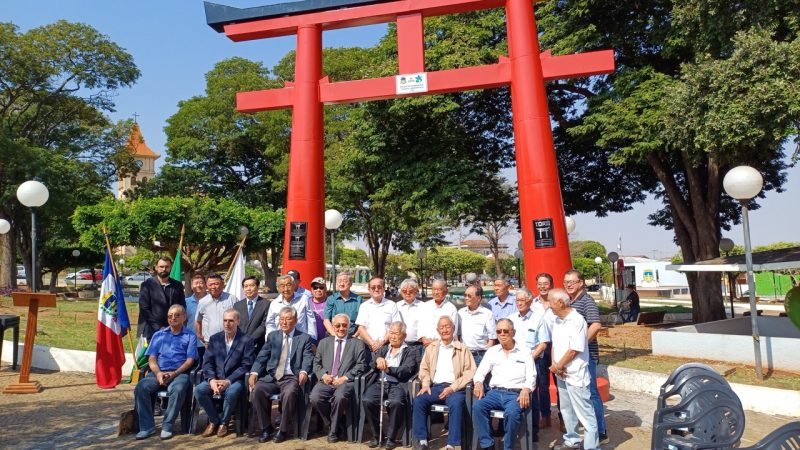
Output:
top-left (48, 271), bottom-right (58, 293)
top-left (0, 231), bottom-right (14, 288)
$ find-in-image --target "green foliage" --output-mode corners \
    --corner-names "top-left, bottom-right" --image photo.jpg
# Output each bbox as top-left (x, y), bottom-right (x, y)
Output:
top-left (73, 196), bottom-right (284, 275)
top-left (331, 247), bottom-right (370, 268)
top-left (569, 240), bottom-right (608, 260)
top-left (424, 247), bottom-right (487, 280)
top-left (133, 57), bottom-right (291, 209)
top-left (0, 20), bottom-right (139, 288)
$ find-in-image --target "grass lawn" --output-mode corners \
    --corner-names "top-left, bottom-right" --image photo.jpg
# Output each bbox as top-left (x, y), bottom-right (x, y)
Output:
top-left (0, 296), bottom-right (140, 352)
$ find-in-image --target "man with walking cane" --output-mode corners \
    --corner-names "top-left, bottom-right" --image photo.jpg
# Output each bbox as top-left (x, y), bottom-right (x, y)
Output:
top-left (362, 321), bottom-right (420, 449)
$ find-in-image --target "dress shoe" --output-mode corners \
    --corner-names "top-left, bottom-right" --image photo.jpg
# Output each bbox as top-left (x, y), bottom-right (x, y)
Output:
top-left (384, 439), bottom-right (398, 449)
top-left (327, 434), bottom-right (339, 443)
top-left (599, 432), bottom-right (609, 444)
top-left (368, 438), bottom-right (380, 448)
top-left (540, 416), bottom-right (552, 428)
top-left (217, 424), bottom-right (229, 437)
top-left (258, 431), bottom-right (272, 443)
top-left (273, 431), bottom-right (288, 443)
top-left (201, 423), bottom-right (218, 437)
top-left (531, 433), bottom-right (539, 442)
top-left (414, 441), bottom-right (429, 450)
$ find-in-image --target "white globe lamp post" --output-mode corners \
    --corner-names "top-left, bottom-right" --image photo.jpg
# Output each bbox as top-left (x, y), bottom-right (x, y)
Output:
top-left (723, 165), bottom-right (764, 380)
top-left (17, 180), bottom-right (49, 292)
top-left (324, 209), bottom-right (343, 284)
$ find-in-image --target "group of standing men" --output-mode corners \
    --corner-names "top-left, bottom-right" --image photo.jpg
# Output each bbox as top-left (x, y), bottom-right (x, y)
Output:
top-left (131, 256), bottom-right (607, 450)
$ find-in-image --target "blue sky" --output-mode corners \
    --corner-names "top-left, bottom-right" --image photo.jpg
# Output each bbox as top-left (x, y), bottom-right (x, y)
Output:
top-left (5, 0), bottom-right (798, 259)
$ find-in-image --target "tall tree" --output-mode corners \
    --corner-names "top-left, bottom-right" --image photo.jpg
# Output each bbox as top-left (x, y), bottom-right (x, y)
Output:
top-left (536, 1), bottom-right (800, 322)
top-left (0, 20), bottom-right (139, 287)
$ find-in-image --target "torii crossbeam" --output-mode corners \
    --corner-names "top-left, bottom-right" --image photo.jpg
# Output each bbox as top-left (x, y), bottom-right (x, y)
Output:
top-left (205, 0), bottom-right (615, 287)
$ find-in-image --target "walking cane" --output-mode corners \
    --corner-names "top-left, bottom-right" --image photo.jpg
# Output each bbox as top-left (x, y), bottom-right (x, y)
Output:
top-left (378, 375), bottom-right (386, 444)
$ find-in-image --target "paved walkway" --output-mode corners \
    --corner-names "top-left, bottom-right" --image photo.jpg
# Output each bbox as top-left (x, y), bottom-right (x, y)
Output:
top-left (0, 367), bottom-right (792, 449)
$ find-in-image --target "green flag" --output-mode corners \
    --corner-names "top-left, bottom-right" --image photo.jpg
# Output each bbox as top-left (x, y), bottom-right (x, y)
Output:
top-left (169, 247), bottom-right (181, 281)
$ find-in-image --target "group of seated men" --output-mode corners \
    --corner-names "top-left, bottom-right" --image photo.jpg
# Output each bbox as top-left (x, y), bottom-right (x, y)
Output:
top-left (133, 261), bottom-right (605, 450)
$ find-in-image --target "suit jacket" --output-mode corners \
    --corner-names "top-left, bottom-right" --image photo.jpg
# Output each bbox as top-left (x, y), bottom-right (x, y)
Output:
top-left (251, 328), bottom-right (314, 383)
top-left (365, 343), bottom-right (420, 386)
top-left (138, 277), bottom-right (186, 339)
top-left (234, 296), bottom-right (270, 350)
top-left (203, 329), bottom-right (255, 383)
top-left (313, 335), bottom-right (368, 381)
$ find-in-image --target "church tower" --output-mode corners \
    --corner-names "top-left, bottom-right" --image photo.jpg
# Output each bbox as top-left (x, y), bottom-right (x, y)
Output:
top-left (117, 123), bottom-right (159, 199)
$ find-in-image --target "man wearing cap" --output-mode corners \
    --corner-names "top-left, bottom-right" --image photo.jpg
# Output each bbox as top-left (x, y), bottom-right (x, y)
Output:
top-left (324, 272), bottom-right (363, 337)
top-left (309, 276), bottom-right (330, 342)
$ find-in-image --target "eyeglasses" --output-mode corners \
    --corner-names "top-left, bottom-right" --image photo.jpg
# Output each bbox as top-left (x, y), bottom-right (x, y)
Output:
top-left (369, 285), bottom-right (384, 290)
top-left (563, 280), bottom-right (582, 286)
top-left (537, 283), bottom-right (551, 287)
top-left (311, 285), bottom-right (326, 290)
top-left (496, 329), bottom-right (512, 334)
top-left (400, 289), bottom-right (416, 293)
top-left (333, 323), bottom-right (349, 328)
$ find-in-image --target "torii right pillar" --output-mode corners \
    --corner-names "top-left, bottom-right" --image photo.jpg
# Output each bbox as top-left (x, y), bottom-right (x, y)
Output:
top-left (508, 0), bottom-right (574, 287)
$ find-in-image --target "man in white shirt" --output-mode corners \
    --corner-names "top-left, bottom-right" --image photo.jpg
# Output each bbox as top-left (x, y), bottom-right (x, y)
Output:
top-left (472, 318), bottom-right (537, 450)
top-left (395, 278), bottom-right (425, 353)
top-left (457, 284), bottom-right (496, 365)
top-left (418, 279), bottom-right (459, 346)
top-left (356, 277), bottom-right (401, 352)
top-left (549, 288), bottom-right (598, 450)
top-left (286, 269), bottom-right (312, 302)
top-left (532, 272), bottom-right (556, 428)
top-left (196, 273), bottom-right (237, 346)
top-left (509, 287), bottom-right (551, 438)
top-left (265, 274), bottom-right (317, 341)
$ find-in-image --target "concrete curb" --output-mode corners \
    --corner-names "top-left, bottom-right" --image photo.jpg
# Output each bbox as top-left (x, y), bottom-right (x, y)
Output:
top-left (2, 340), bottom-right (136, 374)
top-left (603, 365), bottom-right (800, 417)
top-left (3, 341), bottom-right (797, 416)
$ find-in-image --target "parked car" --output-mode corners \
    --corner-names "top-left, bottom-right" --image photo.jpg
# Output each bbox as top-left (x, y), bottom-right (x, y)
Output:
top-left (587, 283), bottom-right (609, 292)
top-left (65, 268), bottom-right (103, 281)
top-left (124, 271), bottom-right (152, 287)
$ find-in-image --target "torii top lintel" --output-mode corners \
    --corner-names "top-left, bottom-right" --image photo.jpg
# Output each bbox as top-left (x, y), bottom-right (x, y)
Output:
top-left (204, 0), bottom-right (614, 111)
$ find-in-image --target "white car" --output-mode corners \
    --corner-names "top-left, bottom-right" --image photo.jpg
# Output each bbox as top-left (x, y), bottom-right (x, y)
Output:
top-left (124, 271), bottom-right (152, 287)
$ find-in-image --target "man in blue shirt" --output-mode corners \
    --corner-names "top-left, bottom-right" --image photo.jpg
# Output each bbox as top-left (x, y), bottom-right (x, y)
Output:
top-left (184, 273), bottom-right (207, 358)
top-left (487, 277), bottom-right (517, 320)
top-left (323, 272), bottom-right (363, 336)
top-left (135, 304), bottom-right (199, 440)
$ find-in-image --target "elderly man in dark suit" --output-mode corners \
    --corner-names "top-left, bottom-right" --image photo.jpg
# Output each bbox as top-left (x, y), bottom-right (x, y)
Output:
top-left (310, 313), bottom-right (368, 443)
top-left (233, 276), bottom-right (270, 353)
top-left (193, 309), bottom-right (254, 438)
top-left (362, 321), bottom-right (421, 449)
top-left (249, 306), bottom-right (314, 444)
top-left (137, 257), bottom-right (186, 340)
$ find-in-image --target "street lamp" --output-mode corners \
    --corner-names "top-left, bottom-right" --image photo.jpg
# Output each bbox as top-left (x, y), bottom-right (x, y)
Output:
top-left (608, 251), bottom-right (619, 307)
top-left (720, 237), bottom-right (736, 319)
top-left (514, 249), bottom-right (523, 287)
top-left (71, 249), bottom-right (80, 290)
top-left (594, 256), bottom-right (603, 286)
top-left (723, 165), bottom-right (765, 380)
top-left (17, 180), bottom-right (49, 292)
top-left (565, 216), bottom-right (576, 235)
top-left (324, 209), bottom-right (343, 285)
top-left (118, 259), bottom-right (125, 277)
top-left (153, 240), bottom-right (162, 257)
top-left (0, 219), bottom-right (9, 235)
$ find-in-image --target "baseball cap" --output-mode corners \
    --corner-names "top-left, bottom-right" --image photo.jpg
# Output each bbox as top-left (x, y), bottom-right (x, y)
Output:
top-left (311, 276), bottom-right (327, 287)
top-left (286, 269), bottom-right (301, 281)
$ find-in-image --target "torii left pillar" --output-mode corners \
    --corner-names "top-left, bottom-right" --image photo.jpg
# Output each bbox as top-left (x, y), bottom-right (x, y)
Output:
top-left (284, 24), bottom-right (325, 281)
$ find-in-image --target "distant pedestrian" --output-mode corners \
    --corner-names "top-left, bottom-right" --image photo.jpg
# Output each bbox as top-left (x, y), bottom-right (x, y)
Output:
top-left (622, 284), bottom-right (640, 324)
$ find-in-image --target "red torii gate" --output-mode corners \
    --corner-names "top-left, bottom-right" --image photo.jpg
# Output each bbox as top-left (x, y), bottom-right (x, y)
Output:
top-left (205, 0), bottom-right (614, 287)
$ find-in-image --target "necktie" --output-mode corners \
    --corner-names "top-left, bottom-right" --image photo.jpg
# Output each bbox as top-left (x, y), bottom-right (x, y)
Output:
top-left (248, 300), bottom-right (254, 319)
top-left (275, 333), bottom-right (289, 380)
top-left (331, 339), bottom-right (343, 377)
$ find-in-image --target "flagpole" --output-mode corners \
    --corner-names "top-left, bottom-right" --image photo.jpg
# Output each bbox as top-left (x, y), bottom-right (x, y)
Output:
top-left (225, 236), bottom-right (247, 281)
top-left (177, 224), bottom-right (185, 257)
top-left (102, 224), bottom-right (138, 373)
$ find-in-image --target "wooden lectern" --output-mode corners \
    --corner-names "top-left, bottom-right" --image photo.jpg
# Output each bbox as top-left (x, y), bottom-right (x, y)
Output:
top-left (3, 292), bottom-right (56, 394)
